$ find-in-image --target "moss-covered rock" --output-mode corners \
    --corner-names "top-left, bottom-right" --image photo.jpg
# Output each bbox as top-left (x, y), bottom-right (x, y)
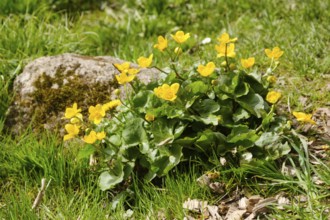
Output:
top-left (5, 53), bottom-right (161, 135)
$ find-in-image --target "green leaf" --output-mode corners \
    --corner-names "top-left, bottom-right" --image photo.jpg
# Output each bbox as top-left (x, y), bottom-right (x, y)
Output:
top-left (173, 122), bottom-right (186, 139)
top-left (261, 111), bottom-right (275, 130)
top-left (236, 92), bottom-right (267, 118)
top-left (132, 90), bottom-right (153, 112)
top-left (233, 108), bottom-right (250, 122)
top-left (162, 106), bottom-right (185, 118)
top-left (234, 82), bottom-right (250, 97)
top-left (165, 72), bottom-right (177, 82)
top-left (158, 144), bottom-right (183, 174)
top-left (207, 90), bottom-right (215, 99)
top-left (174, 135), bottom-right (199, 145)
top-left (185, 80), bottom-right (208, 94)
top-left (195, 129), bottom-right (226, 150)
top-left (154, 103), bottom-right (184, 118)
top-left (218, 73), bottom-right (240, 94)
top-left (255, 132), bottom-right (291, 159)
top-left (227, 125), bottom-right (259, 146)
top-left (145, 145), bottom-right (183, 179)
top-left (108, 134), bottom-right (122, 147)
top-left (99, 163), bottom-right (124, 191)
top-left (247, 71), bottom-right (262, 83)
top-left (255, 132), bottom-right (280, 147)
top-left (192, 99), bottom-right (220, 116)
top-left (217, 99), bottom-right (234, 125)
top-left (77, 144), bottom-right (95, 160)
top-left (122, 118), bottom-right (148, 148)
top-left (185, 95), bottom-right (199, 109)
top-left (190, 114), bottom-right (219, 125)
top-left (152, 119), bottom-right (185, 146)
top-left (245, 73), bottom-right (267, 95)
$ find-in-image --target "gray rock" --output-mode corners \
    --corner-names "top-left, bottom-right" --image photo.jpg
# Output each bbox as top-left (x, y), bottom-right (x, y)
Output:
top-left (5, 53), bottom-right (162, 135)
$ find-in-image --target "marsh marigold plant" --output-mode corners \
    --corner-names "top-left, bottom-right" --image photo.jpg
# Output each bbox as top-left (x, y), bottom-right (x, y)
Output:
top-left (62, 30), bottom-right (304, 191)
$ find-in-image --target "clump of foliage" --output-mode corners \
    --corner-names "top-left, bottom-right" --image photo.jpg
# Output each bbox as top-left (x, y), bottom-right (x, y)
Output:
top-left (63, 31), bottom-right (315, 191)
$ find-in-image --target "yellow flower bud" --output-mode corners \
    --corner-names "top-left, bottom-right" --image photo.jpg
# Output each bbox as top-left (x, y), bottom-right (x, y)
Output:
top-left (174, 47), bottom-right (183, 55)
top-left (229, 63), bottom-right (236, 70)
top-left (217, 116), bottom-right (223, 123)
top-left (267, 76), bottom-right (277, 84)
top-left (145, 113), bottom-right (155, 122)
top-left (211, 80), bottom-right (219, 86)
top-left (113, 89), bottom-right (120, 95)
top-left (220, 61), bottom-right (227, 67)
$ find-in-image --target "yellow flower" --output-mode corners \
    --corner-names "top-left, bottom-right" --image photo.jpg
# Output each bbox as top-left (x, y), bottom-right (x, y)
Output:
top-left (154, 83), bottom-right (180, 101)
top-left (145, 113), bottom-right (155, 122)
top-left (115, 72), bottom-right (136, 85)
top-left (217, 32), bottom-right (237, 44)
top-left (137, 54), bottom-right (153, 68)
top-left (292, 112), bottom-right (316, 125)
top-left (267, 76), bottom-right (277, 84)
top-left (102, 99), bottom-right (122, 112)
top-left (96, 131), bottom-right (106, 140)
top-left (171, 31), bottom-right (190, 44)
top-left (241, 57), bottom-right (255, 69)
top-left (63, 123), bottom-right (80, 141)
top-left (64, 103), bottom-right (82, 119)
top-left (88, 104), bottom-right (106, 124)
top-left (83, 130), bottom-right (106, 144)
top-left (127, 68), bottom-right (140, 75)
top-left (197, 62), bottom-right (216, 77)
top-left (114, 62), bottom-right (130, 72)
top-left (266, 91), bottom-right (282, 104)
top-left (215, 43), bottom-right (236, 58)
top-left (114, 62), bottom-right (140, 75)
top-left (154, 35), bottom-right (168, 52)
top-left (265, 47), bottom-right (284, 60)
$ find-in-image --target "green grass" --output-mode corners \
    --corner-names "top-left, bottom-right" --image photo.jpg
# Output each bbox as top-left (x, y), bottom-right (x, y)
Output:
top-left (1, 0), bottom-right (330, 218)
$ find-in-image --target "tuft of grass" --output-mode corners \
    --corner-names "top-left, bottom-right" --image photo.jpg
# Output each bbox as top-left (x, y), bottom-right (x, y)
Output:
top-left (0, 8), bottom-right (102, 80)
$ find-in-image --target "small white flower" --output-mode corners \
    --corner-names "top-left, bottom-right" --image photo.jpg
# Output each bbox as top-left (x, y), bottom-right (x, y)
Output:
top-left (201, 37), bottom-right (211, 45)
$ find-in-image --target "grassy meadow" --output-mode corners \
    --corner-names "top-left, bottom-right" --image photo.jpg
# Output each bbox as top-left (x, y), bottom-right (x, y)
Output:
top-left (0, 0), bottom-right (329, 219)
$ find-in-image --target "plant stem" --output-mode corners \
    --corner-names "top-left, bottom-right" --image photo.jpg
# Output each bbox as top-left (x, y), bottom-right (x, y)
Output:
top-left (170, 62), bottom-right (185, 80)
top-left (152, 66), bottom-right (169, 75)
top-left (225, 43), bottom-right (230, 72)
top-left (165, 48), bottom-right (185, 80)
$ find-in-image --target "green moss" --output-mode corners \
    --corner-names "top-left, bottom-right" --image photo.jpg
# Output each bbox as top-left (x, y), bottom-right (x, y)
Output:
top-left (30, 67), bottom-right (119, 132)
